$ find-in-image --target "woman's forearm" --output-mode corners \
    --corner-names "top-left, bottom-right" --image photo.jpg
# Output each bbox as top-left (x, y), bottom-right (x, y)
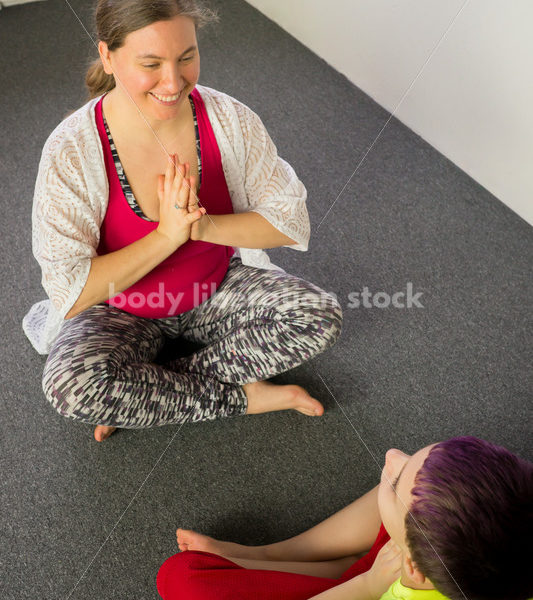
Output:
top-left (198, 212), bottom-right (296, 248)
top-left (64, 230), bottom-right (177, 320)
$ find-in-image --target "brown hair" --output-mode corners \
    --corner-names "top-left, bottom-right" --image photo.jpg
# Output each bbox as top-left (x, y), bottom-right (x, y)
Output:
top-left (85, 0), bottom-right (218, 99)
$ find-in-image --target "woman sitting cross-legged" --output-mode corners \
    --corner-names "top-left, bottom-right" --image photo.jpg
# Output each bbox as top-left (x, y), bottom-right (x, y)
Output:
top-left (157, 436), bottom-right (533, 600)
top-left (23, 0), bottom-right (342, 442)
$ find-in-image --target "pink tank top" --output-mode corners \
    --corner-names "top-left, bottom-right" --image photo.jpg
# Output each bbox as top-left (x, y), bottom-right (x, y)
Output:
top-left (95, 88), bottom-right (234, 318)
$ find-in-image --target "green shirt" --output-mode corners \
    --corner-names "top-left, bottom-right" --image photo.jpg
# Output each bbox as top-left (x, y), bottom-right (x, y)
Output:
top-left (380, 579), bottom-right (449, 600)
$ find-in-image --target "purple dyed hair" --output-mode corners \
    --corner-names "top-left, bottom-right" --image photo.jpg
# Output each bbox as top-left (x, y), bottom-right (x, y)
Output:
top-left (405, 436), bottom-right (533, 600)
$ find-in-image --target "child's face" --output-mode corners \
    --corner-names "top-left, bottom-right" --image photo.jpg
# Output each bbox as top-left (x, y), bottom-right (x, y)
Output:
top-left (377, 444), bottom-right (435, 549)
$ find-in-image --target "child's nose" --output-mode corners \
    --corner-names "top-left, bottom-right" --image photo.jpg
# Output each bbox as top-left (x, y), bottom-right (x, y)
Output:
top-left (385, 448), bottom-right (408, 476)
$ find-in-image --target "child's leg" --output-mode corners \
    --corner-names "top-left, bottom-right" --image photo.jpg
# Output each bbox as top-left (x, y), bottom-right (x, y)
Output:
top-left (262, 486), bottom-right (381, 561)
top-left (224, 555), bottom-right (357, 578)
top-left (177, 486), bottom-right (381, 562)
top-left (157, 552), bottom-right (342, 600)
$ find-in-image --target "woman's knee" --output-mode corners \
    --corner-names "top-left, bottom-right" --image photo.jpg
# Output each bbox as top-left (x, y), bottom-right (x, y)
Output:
top-left (308, 289), bottom-right (343, 352)
top-left (317, 290), bottom-right (343, 348)
top-left (41, 305), bottom-right (162, 421)
top-left (41, 347), bottom-right (104, 421)
top-left (276, 283), bottom-right (343, 351)
top-left (42, 329), bottom-right (114, 421)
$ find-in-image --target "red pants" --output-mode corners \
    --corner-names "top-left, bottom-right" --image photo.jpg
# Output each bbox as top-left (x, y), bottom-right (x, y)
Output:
top-left (156, 524), bottom-right (390, 600)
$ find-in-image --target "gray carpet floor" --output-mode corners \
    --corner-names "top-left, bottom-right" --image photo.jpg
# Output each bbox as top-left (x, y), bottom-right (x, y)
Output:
top-left (1, 1), bottom-right (532, 598)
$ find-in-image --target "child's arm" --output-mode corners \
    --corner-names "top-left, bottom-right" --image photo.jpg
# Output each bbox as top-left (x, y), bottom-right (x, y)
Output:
top-left (307, 540), bottom-right (401, 600)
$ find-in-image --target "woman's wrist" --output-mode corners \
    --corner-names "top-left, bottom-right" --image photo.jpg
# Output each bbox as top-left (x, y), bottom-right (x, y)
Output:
top-left (153, 226), bottom-right (182, 252)
top-left (191, 213), bottom-right (215, 243)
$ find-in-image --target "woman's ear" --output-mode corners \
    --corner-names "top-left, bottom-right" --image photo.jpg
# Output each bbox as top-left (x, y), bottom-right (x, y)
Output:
top-left (98, 41), bottom-right (113, 75)
top-left (404, 554), bottom-right (430, 587)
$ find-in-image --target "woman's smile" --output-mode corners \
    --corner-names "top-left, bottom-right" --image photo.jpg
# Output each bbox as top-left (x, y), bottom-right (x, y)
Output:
top-left (150, 90), bottom-right (184, 105)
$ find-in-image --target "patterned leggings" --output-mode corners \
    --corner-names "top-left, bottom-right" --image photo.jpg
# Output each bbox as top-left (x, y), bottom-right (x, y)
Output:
top-left (42, 259), bottom-right (342, 428)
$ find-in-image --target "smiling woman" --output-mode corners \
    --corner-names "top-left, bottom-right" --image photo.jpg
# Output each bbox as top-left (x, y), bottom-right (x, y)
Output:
top-left (23, 0), bottom-right (343, 442)
top-left (85, 0), bottom-right (212, 99)
top-left (96, 16), bottom-right (201, 127)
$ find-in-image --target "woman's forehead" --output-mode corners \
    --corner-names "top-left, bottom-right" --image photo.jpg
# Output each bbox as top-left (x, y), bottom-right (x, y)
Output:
top-left (124, 16), bottom-right (197, 51)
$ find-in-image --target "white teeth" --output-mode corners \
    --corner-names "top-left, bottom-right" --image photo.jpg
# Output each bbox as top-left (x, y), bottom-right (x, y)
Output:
top-left (152, 91), bottom-right (181, 102)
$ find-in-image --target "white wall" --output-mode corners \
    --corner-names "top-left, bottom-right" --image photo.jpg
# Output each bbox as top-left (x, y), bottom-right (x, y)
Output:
top-left (246, 0), bottom-right (533, 226)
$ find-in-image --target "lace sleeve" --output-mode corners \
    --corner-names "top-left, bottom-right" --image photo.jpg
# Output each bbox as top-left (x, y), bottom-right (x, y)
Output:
top-left (32, 135), bottom-right (102, 318)
top-left (236, 102), bottom-right (310, 251)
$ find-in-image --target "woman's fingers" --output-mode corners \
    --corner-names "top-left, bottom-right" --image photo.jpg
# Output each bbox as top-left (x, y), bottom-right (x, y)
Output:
top-left (157, 174), bottom-right (165, 203)
top-left (166, 154), bottom-right (188, 209)
top-left (185, 207), bottom-right (205, 223)
top-left (161, 154), bottom-right (201, 214)
top-left (171, 160), bottom-right (183, 192)
top-left (175, 173), bottom-right (189, 209)
top-left (187, 175), bottom-right (198, 212)
top-left (163, 154), bottom-right (175, 202)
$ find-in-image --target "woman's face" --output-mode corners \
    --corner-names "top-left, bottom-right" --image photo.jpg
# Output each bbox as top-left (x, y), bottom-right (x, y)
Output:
top-left (377, 444), bottom-right (435, 549)
top-left (99, 15), bottom-right (200, 122)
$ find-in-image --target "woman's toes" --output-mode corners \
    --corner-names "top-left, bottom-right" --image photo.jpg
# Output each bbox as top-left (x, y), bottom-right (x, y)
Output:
top-left (297, 405), bottom-right (323, 417)
top-left (290, 387), bottom-right (324, 416)
top-left (94, 425), bottom-right (117, 442)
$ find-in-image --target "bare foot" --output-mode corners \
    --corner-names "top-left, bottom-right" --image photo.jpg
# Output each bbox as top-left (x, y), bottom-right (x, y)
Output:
top-left (243, 381), bottom-right (324, 417)
top-left (176, 528), bottom-right (267, 560)
top-left (94, 425), bottom-right (117, 442)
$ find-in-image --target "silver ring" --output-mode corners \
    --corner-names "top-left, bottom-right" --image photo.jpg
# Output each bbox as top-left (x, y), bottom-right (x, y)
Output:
top-left (174, 204), bottom-right (186, 210)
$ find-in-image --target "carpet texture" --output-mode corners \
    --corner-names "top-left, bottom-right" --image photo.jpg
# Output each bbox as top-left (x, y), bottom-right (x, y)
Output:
top-left (0, 0), bottom-right (531, 598)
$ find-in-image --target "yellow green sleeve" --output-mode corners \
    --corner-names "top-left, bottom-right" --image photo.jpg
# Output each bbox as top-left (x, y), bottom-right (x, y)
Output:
top-left (379, 579), bottom-right (449, 600)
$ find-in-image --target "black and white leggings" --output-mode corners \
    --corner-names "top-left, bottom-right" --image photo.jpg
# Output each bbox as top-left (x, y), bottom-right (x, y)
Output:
top-left (42, 259), bottom-right (342, 429)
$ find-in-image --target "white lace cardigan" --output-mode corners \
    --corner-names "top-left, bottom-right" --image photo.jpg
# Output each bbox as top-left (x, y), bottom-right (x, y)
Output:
top-left (23, 84), bottom-right (310, 355)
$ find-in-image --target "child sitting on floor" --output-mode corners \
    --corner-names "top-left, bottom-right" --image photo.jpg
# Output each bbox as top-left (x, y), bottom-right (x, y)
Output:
top-left (157, 437), bottom-right (533, 600)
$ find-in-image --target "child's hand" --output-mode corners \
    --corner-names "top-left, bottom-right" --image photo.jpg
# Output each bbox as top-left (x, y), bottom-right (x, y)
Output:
top-left (363, 540), bottom-right (402, 599)
top-left (156, 154), bottom-right (205, 249)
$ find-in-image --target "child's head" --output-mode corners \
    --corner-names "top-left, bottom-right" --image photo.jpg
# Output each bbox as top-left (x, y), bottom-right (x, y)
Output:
top-left (378, 436), bottom-right (533, 600)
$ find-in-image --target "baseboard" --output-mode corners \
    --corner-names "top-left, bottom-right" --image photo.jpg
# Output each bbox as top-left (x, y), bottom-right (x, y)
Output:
top-left (1, 0), bottom-right (46, 7)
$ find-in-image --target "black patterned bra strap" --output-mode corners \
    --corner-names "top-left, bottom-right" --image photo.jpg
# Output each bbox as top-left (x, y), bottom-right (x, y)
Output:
top-left (102, 94), bottom-right (202, 222)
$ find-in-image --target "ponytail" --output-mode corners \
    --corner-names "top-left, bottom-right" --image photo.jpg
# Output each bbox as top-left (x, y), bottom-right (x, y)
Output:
top-left (85, 58), bottom-right (115, 100)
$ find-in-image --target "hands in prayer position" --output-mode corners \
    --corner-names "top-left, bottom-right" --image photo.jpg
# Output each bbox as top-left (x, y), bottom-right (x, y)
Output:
top-left (156, 153), bottom-right (206, 249)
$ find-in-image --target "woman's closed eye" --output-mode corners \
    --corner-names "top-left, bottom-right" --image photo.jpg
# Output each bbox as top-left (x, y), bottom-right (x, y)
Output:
top-left (143, 57), bottom-right (194, 68)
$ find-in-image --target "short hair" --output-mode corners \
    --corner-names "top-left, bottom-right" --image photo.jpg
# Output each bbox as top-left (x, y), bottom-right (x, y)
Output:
top-left (405, 436), bottom-right (533, 600)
